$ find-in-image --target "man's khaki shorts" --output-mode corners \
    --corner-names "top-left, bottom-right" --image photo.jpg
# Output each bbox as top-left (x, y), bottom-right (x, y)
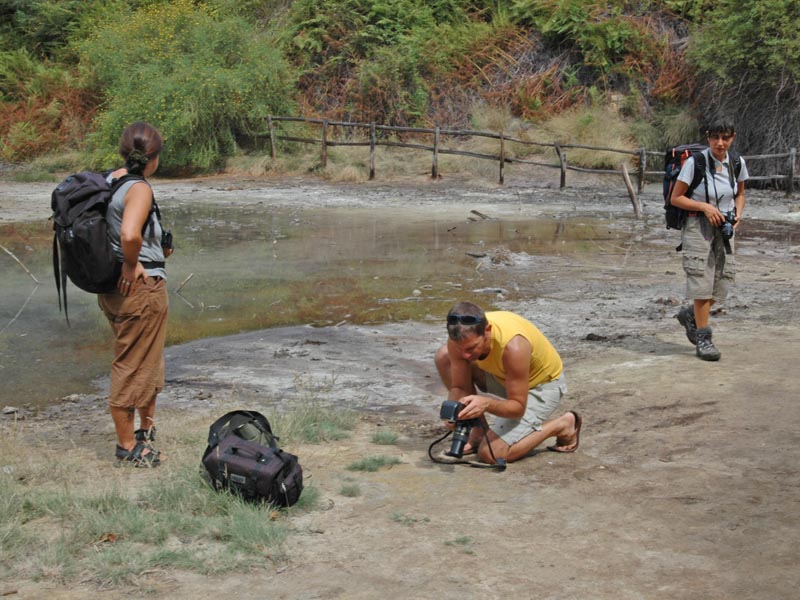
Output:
top-left (480, 373), bottom-right (567, 447)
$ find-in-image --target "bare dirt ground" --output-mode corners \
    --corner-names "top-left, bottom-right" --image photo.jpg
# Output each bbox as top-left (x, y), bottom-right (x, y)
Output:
top-left (2, 172), bottom-right (800, 599)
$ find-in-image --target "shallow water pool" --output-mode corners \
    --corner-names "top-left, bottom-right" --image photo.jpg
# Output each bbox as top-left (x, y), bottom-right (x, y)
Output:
top-left (1, 199), bottom-right (631, 408)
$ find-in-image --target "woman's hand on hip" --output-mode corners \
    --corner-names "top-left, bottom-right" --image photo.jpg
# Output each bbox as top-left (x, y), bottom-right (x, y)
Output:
top-left (118, 262), bottom-right (146, 296)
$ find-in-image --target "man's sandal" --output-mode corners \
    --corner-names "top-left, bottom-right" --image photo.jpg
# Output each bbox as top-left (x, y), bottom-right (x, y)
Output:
top-left (115, 442), bottom-right (161, 468)
top-left (461, 443), bottom-right (478, 456)
top-left (546, 410), bottom-right (582, 453)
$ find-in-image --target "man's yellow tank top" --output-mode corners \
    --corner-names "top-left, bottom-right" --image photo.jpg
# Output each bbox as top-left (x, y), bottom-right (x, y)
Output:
top-left (475, 311), bottom-right (563, 389)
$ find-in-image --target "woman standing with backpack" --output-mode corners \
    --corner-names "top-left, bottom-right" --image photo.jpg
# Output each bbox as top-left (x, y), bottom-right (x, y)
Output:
top-left (669, 118), bottom-right (748, 361)
top-left (99, 121), bottom-right (171, 466)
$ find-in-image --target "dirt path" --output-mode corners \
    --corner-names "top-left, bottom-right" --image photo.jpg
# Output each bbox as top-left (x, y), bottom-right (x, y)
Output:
top-left (2, 174), bottom-right (799, 599)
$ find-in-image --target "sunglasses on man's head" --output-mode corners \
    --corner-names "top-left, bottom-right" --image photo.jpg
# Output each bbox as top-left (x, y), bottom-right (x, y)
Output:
top-left (447, 314), bottom-right (484, 325)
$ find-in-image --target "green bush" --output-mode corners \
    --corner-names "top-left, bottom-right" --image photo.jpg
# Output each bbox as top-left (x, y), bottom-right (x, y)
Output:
top-left (689, 0), bottom-right (800, 82)
top-left (78, 0), bottom-right (296, 173)
top-left (351, 44), bottom-right (428, 125)
top-left (285, 0), bottom-right (476, 124)
top-left (686, 0), bottom-right (800, 164)
top-left (509, 0), bottom-right (662, 81)
top-left (0, 47), bottom-right (95, 161)
top-left (0, 0), bottom-right (124, 60)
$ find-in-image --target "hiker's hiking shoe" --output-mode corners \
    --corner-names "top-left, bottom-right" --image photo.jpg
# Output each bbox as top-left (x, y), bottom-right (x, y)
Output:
top-left (676, 305), bottom-right (697, 345)
top-left (695, 327), bottom-right (721, 361)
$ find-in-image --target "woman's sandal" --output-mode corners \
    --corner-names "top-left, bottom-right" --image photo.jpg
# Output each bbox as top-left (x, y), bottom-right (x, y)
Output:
top-left (115, 442), bottom-right (161, 468)
top-left (135, 426), bottom-right (156, 442)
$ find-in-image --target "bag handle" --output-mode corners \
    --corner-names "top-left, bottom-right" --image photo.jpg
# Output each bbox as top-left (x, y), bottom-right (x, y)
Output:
top-left (224, 440), bottom-right (281, 463)
top-left (207, 409), bottom-right (274, 448)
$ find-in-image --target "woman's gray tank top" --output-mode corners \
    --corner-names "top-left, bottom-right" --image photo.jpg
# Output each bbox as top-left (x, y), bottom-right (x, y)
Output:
top-left (105, 176), bottom-right (167, 280)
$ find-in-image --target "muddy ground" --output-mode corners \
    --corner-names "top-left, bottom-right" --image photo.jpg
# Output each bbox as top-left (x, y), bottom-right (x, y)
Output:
top-left (2, 172), bottom-right (800, 599)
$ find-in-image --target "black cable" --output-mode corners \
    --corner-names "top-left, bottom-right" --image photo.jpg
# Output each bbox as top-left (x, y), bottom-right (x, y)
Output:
top-left (428, 425), bottom-right (506, 472)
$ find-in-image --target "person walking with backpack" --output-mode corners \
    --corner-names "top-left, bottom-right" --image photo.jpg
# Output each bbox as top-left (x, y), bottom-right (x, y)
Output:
top-left (98, 122), bottom-right (171, 466)
top-left (669, 118), bottom-right (748, 361)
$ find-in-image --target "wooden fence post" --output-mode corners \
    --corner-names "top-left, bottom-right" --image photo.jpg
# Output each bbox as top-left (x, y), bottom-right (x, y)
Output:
top-left (499, 131), bottom-right (505, 185)
top-left (788, 148), bottom-right (796, 196)
top-left (432, 126), bottom-right (440, 179)
top-left (621, 163), bottom-right (641, 218)
top-left (321, 119), bottom-right (328, 167)
top-left (369, 123), bottom-right (376, 180)
top-left (637, 147), bottom-right (646, 192)
top-left (267, 116), bottom-right (276, 161)
top-left (555, 143), bottom-right (566, 188)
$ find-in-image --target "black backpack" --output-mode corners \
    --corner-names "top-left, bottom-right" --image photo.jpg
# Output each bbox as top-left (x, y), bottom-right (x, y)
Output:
top-left (201, 410), bottom-right (304, 508)
top-left (51, 171), bottom-right (144, 324)
top-left (663, 145), bottom-right (741, 232)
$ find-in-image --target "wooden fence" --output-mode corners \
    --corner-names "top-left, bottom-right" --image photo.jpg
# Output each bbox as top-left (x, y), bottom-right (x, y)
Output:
top-left (259, 116), bottom-right (798, 198)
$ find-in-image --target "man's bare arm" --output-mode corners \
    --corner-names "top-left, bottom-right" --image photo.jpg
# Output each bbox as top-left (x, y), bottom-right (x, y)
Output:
top-left (446, 338), bottom-right (474, 401)
top-left (456, 335), bottom-right (531, 420)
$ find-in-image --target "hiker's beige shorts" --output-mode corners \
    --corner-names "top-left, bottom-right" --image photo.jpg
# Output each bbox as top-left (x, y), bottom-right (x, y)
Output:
top-left (682, 214), bottom-right (735, 302)
top-left (98, 277), bottom-right (168, 409)
top-left (480, 372), bottom-right (567, 447)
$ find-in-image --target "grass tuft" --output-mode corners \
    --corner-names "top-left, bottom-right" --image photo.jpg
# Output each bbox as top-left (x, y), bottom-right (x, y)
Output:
top-left (444, 535), bottom-right (475, 554)
top-left (391, 512), bottom-right (430, 526)
top-left (346, 456), bottom-right (402, 472)
top-left (371, 430), bottom-right (399, 445)
top-left (339, 483), bottom-right (362, 497)
top-left (270, 376), bottom-right (359, 443)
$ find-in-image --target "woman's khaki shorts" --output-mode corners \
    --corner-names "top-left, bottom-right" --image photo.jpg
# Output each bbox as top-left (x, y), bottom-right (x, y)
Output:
top-left (479, 373), bottom-right (567, 447)
top-left (681, 214), bottom-right (735, 302)
top-left (98, 277), bottom-right (168, 409)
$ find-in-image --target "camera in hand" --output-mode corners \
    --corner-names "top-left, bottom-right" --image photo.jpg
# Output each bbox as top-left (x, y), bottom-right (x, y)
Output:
top-left (439, 400), bottom-right (482, 458)
top-left (161, 229), bottom-right (173, 250)
top-left (720, 211), bottom-right (736, 240)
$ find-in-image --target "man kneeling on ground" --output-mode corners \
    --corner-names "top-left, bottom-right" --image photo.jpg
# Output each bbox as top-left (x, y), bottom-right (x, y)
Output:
top-left (434, 301), bottom-right (582, 464)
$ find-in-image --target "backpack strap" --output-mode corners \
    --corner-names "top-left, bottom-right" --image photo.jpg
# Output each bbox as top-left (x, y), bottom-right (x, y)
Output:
top-left (53, 234), bottom-right (69, 324)
top-left (147, 200), bottom-right (161, 239)
top-left (727, 151), bottom-right (741, 191)
top-left (110, 172), bottom-right (143, 192)
top-left (109, 174), bottom-right (160, 238)
top-left (731, 151), bottom-right (741, 177)
top-left (686, 151), bottom-right (709, 201)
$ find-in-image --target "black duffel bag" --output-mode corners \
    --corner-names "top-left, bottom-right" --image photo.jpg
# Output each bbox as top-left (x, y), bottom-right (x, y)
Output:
top-left (201, 410), bottom-right (303, 508)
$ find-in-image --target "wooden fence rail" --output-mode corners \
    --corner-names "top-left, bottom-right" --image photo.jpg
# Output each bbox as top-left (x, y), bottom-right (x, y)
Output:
top-left (260, 116), bottom-right (797, 197)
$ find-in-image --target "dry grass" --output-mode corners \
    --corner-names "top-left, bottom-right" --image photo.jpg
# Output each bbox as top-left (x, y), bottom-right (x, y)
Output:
top-left (0, 393), bottom-right (357, 588)
top-left (263, 105), bottom-right (637, 181)
top-left (6, 104), bottom-right (643, 185)
top-left (537, 105), bottom-right (637, 168)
